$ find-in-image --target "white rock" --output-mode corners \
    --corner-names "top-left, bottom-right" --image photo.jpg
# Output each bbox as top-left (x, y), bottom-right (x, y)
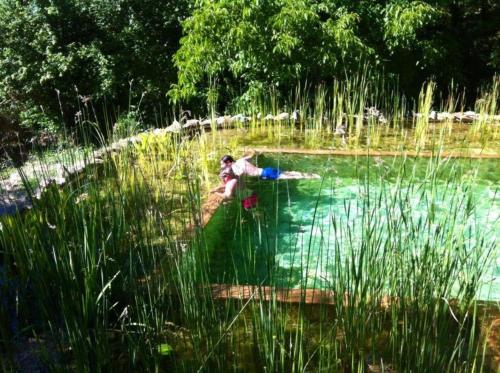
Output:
top-left (201, 118), bottom-right (212, 127)
top-left (436, 112), bottom-right (453, 121)
top-left (334, 125), bottom-right (346, 135)
top-left (153, 128), bottom-right (166, 136)
top-left (182, 119), bottom-right (200, 129)
top-left (366, 106), bottom-right (380, 117)
top-left (216, 116), bottom-right (232, 126)
top-left (231, 114), bottom-right (249, 123)
top-left (378, 114), bottom-right (388, 124)
top-left (166, 120), bottom-right (182, 133)
top-left (274, 112), bottom-right (289, 121)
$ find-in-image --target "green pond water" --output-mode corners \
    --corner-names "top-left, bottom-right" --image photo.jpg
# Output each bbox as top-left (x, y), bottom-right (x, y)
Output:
top-left (203, 154), bottom-right (499, 301)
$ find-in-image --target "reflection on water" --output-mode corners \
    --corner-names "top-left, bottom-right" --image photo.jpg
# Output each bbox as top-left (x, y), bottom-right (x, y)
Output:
top-left (232, 123), bottom-right (500, 155)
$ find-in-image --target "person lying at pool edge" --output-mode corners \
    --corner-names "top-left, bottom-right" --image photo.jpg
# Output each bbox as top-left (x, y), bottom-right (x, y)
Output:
top-left (219, 151), bottom-right (321, 180)
top-left (210, 151), bottom-right (320, 200)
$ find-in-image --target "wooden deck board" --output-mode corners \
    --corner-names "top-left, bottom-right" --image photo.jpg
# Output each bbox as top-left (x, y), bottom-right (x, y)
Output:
top-left (252, 147), bottom-right (500, 159)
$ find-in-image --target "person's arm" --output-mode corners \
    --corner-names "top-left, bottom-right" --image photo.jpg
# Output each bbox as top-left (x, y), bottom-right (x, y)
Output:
top-left (223, 178), bottom-right (238, 199)
top-left (213, 179), bottom-right (238, 200)
top-left (210, 169), bottom-right (232, 193)
top-left (240, 149), bottom-right (256, 161)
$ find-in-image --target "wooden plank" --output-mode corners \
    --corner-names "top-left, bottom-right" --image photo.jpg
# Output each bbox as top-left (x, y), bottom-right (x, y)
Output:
top-left (252, 147), bottom-right (500, 159)
top-left (210, 284), bottom-right (335, 304)
top-left (209, 284), bottom-right (400, 307)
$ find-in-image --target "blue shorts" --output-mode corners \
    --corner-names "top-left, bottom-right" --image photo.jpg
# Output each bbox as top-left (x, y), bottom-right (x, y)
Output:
top-left (261, 167), bottom-right (281, 180)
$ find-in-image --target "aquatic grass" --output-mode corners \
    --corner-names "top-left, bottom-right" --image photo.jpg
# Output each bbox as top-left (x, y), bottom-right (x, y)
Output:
top-left (1, 121), bottom-right (498, 371)
top-left (236, 72), bottom-right (499, 154)
top-left (196, 153), bottom-right (491, 371)
top-left (469, 76), bottom-right (500, 147)
top-left (414, 81), bottom-right (435, 151)
top-left (0, 138), bottom-right (208, 370)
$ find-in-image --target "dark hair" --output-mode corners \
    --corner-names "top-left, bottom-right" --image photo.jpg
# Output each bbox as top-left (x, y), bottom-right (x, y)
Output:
top-left (221, 155), bottom-right (235, 163)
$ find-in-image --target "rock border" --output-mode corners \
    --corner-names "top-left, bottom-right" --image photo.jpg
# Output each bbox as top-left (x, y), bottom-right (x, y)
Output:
top-left (0, 136), bottom-right (141, 217)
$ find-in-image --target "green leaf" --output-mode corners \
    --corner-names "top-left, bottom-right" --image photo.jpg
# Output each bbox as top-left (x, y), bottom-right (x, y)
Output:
top-left (158, 343), bottom-right (173, 356)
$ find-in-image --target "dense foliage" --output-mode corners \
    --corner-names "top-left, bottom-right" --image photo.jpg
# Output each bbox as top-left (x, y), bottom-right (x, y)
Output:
top-left (0, 0), bottom-right (190, 132)
top-left (0, 0), bottom-right (498, 133)
top-left (171, 0), bottom-right (499, 108)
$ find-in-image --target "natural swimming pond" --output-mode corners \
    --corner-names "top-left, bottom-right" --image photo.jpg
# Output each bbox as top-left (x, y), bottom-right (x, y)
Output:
top-left (2, 142), bottom-right (499, 371)
top-left (204, 154), bottom-right (499, 301)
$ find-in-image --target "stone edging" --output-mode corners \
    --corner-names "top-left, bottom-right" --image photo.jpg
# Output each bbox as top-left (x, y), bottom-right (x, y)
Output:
top-left (0, 136), bottom-right (141, 216)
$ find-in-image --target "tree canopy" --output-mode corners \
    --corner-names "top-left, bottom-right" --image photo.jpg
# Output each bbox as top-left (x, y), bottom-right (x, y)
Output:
top-left (0, 0), bottom-right (190, 131)
top-left (170, 0), bottom-right (499, 106)
top-left (0, 0), bottom-right (498, 133)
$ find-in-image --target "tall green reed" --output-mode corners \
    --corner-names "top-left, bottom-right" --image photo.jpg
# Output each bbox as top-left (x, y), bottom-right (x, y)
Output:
top-left (194, 154), bottom-right (495, 372)
top-left (470, 76), bottom-right (499, 147)
top-left (0, 118), bottom-right (497, 372)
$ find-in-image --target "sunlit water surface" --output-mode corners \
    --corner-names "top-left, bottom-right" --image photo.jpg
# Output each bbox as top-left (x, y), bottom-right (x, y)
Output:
top-left (204, 155), bottom-right (499, 300)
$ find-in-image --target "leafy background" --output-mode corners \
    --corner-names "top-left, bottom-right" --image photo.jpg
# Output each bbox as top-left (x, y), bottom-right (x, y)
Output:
top-left (0, 0), bottom-right (498, 133)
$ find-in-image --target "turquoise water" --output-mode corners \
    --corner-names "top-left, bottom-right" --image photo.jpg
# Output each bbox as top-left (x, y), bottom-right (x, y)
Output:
top-left (203, 155), bottom-right (499, 300)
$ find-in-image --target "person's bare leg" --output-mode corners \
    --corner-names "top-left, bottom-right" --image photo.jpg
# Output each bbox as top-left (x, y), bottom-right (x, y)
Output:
top-left (278, 171), bottom-right (321, 179)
